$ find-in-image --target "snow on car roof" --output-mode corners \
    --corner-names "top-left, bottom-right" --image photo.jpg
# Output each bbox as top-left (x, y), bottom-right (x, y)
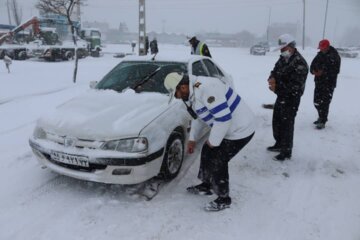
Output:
top-left (122, 53), bottom-right (207, 63)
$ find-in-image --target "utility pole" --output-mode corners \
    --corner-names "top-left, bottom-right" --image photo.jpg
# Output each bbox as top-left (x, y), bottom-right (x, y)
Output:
top-left (77, 0), bottom-right (81, 25)
top-left (322, 0), bottom-right (329, 39)
top-left (138, 0), bottom-right (146, 56)
top-left (266, 6), bottom-right (272, 43)
top-left (302, 0), bottom-right (305, 49)
top-left (6, 0), bottom-right (12, 25)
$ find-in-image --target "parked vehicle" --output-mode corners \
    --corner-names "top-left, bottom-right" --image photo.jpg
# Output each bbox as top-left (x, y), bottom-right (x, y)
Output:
top-left (29, 39), bottom-right (89, 61)
top-left (0, 17), bottom-right (101, 61)
top-left (336, 47), bottom-right (358, 58)
top-left (0, 17), bottom-right (40, 60)
top-left (29, 55), bottom-right (233, 184)
top-left (80, 28), bottom-right (102, 57)
top-left (257, 41), bottom-right (270, 52)
top-left (0, 45), bottom-right (29, 60)
top-left (250, 44), bottom-right (266, 55)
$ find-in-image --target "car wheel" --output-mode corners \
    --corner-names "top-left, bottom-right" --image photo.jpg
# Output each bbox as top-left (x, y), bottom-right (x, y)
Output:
top-left (17, 51), bottom-right (27, 60)
top-left (63, 51), bottom-right (73, 60)
top-left (160, 132), bottom-right (184, 180)
top-left (91, 49), bottom-right (100, 57)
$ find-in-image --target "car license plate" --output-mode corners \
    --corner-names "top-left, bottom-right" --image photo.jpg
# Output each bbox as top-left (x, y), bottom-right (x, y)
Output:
top-left (51, 151), bottom-right (89, 167)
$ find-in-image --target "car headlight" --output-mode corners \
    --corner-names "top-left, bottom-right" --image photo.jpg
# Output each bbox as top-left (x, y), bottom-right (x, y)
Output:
top-left (101, 137), bottom-right (148, 153)
top-left (33, 126), bottom-right (46, 139)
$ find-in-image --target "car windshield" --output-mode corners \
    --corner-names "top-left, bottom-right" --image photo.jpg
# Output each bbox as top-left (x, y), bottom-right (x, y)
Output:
top-left (96, 61), bottom-right (188, 94)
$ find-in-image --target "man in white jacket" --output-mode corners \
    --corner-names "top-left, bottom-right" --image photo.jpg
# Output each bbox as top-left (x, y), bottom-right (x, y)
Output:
top-left (164, 72), bottom-right (256, 211)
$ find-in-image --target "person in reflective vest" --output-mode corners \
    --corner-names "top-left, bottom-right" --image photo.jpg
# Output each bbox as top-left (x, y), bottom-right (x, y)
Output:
top-left (189, 36), bottom-right (212, 58)
top-left (164, 72), bottom-right (255, 211)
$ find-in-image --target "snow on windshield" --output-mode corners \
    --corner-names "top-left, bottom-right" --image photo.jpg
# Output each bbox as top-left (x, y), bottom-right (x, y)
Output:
top-left (96, 61), bottom-right (187, 93)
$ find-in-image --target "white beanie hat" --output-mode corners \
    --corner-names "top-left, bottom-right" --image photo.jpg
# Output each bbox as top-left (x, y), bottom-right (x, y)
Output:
top-left (276, 33), bottom-right (296, 50)
top-left (164, 72), bottom-right (183, 92)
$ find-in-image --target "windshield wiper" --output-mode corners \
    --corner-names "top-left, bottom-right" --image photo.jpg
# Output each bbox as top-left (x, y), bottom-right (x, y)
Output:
top-left (132, 66), bottom-right (161, 90)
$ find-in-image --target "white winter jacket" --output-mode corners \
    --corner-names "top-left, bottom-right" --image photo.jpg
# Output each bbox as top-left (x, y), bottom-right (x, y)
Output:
top-left (4, 55), bottom-right (12, 65)
top-left (188, 76), bottom-right (256, 146)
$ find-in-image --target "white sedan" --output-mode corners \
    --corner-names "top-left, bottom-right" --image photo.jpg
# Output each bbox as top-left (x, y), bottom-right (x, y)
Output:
top-left (29, 54), bottom-right (233, 184)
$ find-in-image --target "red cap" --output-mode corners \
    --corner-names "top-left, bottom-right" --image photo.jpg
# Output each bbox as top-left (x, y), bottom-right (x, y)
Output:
top-left (318, 39), bottom-right (330, 50)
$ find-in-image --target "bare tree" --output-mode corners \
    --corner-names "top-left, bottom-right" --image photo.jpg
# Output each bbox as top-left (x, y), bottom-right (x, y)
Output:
top-left (36, 0), bottom-right (85, 83)
top-left (9, 0), bottom-right (23, 25)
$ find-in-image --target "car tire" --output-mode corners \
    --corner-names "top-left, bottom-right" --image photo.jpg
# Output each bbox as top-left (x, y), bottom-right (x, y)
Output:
top-left (91, 49), bottom-right (100, 57)
top-left (160, 132), bottom-right (184, 180)
top-left (63, 51), bottom-right (73, 61)
top-left (17, 50), bottom-right (27, 60)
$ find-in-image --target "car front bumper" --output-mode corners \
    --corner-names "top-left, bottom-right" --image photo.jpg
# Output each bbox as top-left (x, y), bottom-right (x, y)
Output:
top-left (29, 138), bottom-right (164, 184)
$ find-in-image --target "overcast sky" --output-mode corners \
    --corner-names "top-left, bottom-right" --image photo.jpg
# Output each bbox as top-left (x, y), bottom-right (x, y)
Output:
top-left (1, 0), bottom-right (359, 45)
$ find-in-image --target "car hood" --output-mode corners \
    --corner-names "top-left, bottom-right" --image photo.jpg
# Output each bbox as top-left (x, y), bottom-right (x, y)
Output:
top-left (37, 89), bottom-right (170, 140)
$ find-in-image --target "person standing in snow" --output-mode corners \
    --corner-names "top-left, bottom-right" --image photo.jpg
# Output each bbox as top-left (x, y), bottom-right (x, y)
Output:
top-left (310, 39), bottom-right (341, 129)
top-left (145, 36), bottom-right (149, 55)
top-left (267, 34), bottom-right (308, 161)
top-left (150, 37), bottom-right (158, 55)
top-left (4, 54), bottom-right (12, 73)
top-left (188, 36), bottom-right (212, 58)
top-left (164, 72), bottom-right (255, 211)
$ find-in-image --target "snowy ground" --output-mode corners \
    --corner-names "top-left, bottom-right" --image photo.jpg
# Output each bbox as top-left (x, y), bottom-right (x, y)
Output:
top-left (1, 44), bottom-right (360, 240)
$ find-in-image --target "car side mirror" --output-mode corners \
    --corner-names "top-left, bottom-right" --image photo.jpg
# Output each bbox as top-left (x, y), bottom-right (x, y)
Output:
top-left (89, 81), bottom-right (98, 89)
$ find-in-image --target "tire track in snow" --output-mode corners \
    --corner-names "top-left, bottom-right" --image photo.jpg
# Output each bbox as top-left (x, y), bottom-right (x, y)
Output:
top-left (19, 174), bottom-right (79, 206)
top-left (152, 136), bottom-right (207, 199)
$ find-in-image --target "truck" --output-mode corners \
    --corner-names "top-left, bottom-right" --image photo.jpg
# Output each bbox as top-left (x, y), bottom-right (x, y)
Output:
top-left (0, 16), bottom-right (40, 60)
top-left (0, 16), bottom-right (101, 61)
top-left (80, 28), bottom-right (102, 57)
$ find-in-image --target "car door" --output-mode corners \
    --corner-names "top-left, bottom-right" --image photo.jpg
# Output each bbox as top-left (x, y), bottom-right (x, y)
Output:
top-left (202, 58), bottom-right (234, 86)
top-left (191, 60), bottom-right (209, 77)
top-left (202, 59), bottom-right (223, 78)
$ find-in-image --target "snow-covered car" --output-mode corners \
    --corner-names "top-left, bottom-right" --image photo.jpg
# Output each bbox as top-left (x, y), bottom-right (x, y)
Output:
top-left (336, 47), bottom-right (358, 58)
top-left (29, 55), bottom-right (232, 184)
top-left (257, 41), bottom-right (270, 52)
top-left (250, 44), bottom-right (266, 56)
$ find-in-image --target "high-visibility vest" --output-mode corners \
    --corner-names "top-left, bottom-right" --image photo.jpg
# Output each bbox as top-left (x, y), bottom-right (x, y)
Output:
top-left (192, 42), bottom-right (205, 55)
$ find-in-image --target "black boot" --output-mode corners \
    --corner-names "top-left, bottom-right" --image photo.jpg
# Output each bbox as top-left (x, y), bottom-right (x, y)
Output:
top-left (267, 143), bottom-right (281, 152)
top-left (187, 182), bottom-right (213, 195)
top-left (315, 122), bottom-right (326, 129)
top-left (273, 152), bottom-right (291, 161)
top-left (204, 196), bottom-right (232, 211)
top-left (313, 118), bottom-right (320, 124)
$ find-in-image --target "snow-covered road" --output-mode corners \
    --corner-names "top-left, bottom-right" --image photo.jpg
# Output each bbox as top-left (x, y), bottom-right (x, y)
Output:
top-left (1, 44), bottom-right (359, 240)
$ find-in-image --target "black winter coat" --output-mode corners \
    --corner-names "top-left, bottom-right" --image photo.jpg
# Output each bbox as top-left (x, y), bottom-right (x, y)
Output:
top-left (150, 40), bottom-right (158, 54)
top-left (310, 46), bottom-right (341, 88)
top-left (270, 49), bottom-right (309, 98)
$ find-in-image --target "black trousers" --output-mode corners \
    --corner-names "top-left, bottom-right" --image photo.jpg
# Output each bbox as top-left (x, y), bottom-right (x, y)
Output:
top-left (314, 83), bottom-right (335, 123)
top-left (272, 96), bottom-right (301, 154)
top-left (197, 132), bottom-right (254, 198)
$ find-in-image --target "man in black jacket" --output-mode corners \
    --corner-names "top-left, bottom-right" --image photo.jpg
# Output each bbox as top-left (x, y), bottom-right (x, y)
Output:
top-left (150, 37), bottom-right (159, 54)
top-left (267, 34), bottom-right (309, 161)
top-left (310, 39), bottom-right (341, 129)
